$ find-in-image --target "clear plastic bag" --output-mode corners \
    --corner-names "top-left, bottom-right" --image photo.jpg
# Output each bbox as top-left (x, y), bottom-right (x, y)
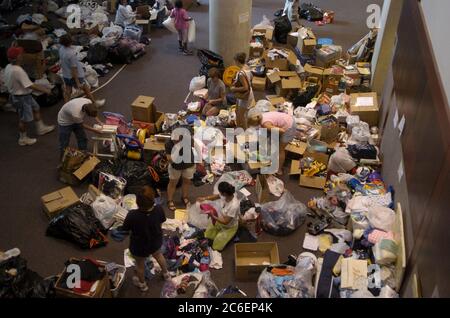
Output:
top-left (260, 191), bottom-right (307, 236)
top-left (92, 195), bottom-right (120, 228)
top-left (213, 170), bottom-right (253, 194)
top-left (253, 15), bottom-right (274, 29)
top-left (248, 99), bottom-right (271, 118)
top-left (189, 75), bottom-right (206, 92)
top-left (187, 202), bottom-right (212, 230)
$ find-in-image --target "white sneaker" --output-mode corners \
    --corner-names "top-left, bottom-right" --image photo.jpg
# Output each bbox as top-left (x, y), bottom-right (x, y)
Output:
top-left (18, 136), bottom-right (37, 146)
top-left (132, 276), bottom-right (149, 292)
top-left (37, 124), bottom-right (55, 136)
top-left (95, 99), bottom-right (106, 108)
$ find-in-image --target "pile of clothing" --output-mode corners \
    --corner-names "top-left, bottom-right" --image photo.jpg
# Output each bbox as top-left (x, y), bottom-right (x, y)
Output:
top-left (161, 272), bottom-right (219, 298)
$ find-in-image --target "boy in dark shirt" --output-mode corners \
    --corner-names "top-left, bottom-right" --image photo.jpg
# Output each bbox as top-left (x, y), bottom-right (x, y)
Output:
top-left (122, 185), bottom-right (170, 291)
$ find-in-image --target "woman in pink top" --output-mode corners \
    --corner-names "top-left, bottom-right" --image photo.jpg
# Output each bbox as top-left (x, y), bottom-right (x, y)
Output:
top-left (248, 112), bottom-right (297, 175)
top-left (171, 0), bottom-right (193, 55)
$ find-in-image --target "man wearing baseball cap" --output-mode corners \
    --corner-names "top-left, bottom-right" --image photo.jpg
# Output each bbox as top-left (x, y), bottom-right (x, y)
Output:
top-left (4, 46), bottom-right (55, 146)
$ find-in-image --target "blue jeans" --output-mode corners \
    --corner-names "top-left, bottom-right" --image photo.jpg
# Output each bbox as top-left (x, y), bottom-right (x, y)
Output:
top-left (59, 124), bottom-right (88, 157)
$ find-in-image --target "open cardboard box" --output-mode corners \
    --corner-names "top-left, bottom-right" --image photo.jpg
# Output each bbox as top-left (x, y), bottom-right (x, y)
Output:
top-left (41, 187), bottom-right (79, 219)
top-left (267, 71), bottom-right (302, 97)
top-left (131, 95), bottom-right (156, 123)
top-left (297, 29), bottom-right (317, 55)
top-left (252, 28), bottom-right (274, 48)
top-left (285, 141), bottom-right (308, 156)
top-left (252, 76), bottom-right (267, 91)
top-left (235, 242), bottom-right (280, 281)
top-left (299, 151), bottom-right (330, 189)
top-left (73, 156), bottom-right (101, 181)
top-left (263, 49), bottom-right (297, 71)
top-left (304, 64), bottom-right (325, 80)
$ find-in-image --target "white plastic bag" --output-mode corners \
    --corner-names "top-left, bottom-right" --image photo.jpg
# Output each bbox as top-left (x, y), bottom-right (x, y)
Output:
top-left (266, 175), bottom-right (284, 197)
top-left (188, 202), bottom-right (212, 230)
top-left (188, 20), bottom-right (196, 43)
top-left (248, 99), bottom-right (271, 118)
top-left (368, 206), bottom-right (396, 232)
top-left (163, 17), bottom-right (177, 33)
top-left (84, 64), bottom-right (99, 88)
top-left (253, 15), bottom-right (273, 30)
top-left (92, 195), bottom-right (119, 228)
top-left (189, 75), bottom-right (206, 92)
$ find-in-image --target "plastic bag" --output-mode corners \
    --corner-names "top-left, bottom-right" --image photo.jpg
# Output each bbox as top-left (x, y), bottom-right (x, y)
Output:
top-left (117, 160), bottom-right (153, 194)
top-left (161, 272), bottom-right (218, 298)
top-left (163, 17), bottom-right (177, 33)
top-left (189, 75), bottom-right (206, 92)
top-left (260, 191), bottom-right (307, 236)
top-left (102, 23), bottom-right (123, 39)
top-left (350, 122), bottom-right (371, 144)
top-left (248, 99), bottom-right (271, 118)
top-left (266, 175), bottom-right (284, 197)
top-left (253, 15), bottom-right (273, 29)
top-left (368, 206), bottom-right (396, 232)
top-left (188, 20), bottom-right (196, 43)
top-left (98, 172), bottom-right (127, 200)
top-left (328, 147), bottom-right (356, 173)
top-left (84, 63), bottom-right (99, 88)
top-left (46, 203), bottom-right (108, 249)
top-left (213, 170), bottom-right (253, 194)
top-left (92, 195), bottom-right (120, 228)
top-left (188, 202), bottom-right (211, 230)
top-left (0, 256), bottom-right (54, 298)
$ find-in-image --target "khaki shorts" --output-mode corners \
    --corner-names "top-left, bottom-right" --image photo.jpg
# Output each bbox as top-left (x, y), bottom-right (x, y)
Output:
top-left (168, 164), bottom-right (196, 180)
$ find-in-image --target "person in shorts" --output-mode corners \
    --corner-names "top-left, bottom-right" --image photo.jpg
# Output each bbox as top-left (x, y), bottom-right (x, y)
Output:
top-left (165, 131), bottom-right (199, 211)
top-left (59, 34), bottom-right (105, 105)
top-left (230, 52), bottom-right (254, 129)
top-left (121, 186), bottom-right (170, 292)
top-left (4, 46), bottom-right (55, 146)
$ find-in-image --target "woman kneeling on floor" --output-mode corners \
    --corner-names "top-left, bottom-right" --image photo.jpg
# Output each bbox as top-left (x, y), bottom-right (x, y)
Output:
top-left (197, 182), bottom-right (240, 251)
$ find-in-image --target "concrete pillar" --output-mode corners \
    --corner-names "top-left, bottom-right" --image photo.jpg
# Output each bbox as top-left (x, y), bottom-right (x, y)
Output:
top-left (371, 0), bottom-right (404, 95)
top-left (209, 0), bottom-right (252, 66)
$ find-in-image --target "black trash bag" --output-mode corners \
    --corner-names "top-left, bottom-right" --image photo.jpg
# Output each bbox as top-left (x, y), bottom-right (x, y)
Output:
top-left (293, 85), bottom-right (319, 107)
top-left (72, 33), bottom-right (91, 47)
top-left (299, 3), bottom-right (324, 22)
top-left (46, 203), bottom-right (108, 249)
top-left (87, 44), bottom-right (109, 65)
top-left (260, 191), bottom-right (307, 236)
top-left (274, 9), bottom-right (284, 17)
top-left (273, 15), bottom-right (292, 44)
top-left (347, 144), bottom-right (377, 160)
top-left (117, 159), bottom-right (153, 193)
top-left (0, 256), bottom-right (55, 298)
top-left (91, 159), bottom-right (120, 187)
top-left (109, 43), bottom-right (133, 64)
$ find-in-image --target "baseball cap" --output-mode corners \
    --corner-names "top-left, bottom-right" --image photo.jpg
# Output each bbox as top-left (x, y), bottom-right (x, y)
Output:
top-left (7, 47), bottom-right (24, 61)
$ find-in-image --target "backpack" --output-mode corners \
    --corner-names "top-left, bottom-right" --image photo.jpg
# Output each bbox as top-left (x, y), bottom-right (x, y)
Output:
top-left (87, 44), bottom-right (108, 65)
top-left (273, 15), bottom-right (292, 44)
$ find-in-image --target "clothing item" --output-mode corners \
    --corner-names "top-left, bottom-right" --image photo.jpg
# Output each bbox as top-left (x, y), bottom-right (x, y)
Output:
top-left (115, 4), bottom-right (136, 27)
top-left (218, 195), bottom-right (240, 229)
top-left (235, 68), bottom-right (254, 108)
top-left (58, 123), bottom-right (88, 155)
top-left (177, 28), bottom-right (188, 44)
top-left (122, 205), bottom-right (166, 257)
top-left (168, 164), bottom-right (196, 180)
top-left (4, 64), bottom-right (33, 95)
top-left (10, 94), bottom-right (39, 122)
top-left (59, 46), bottom-right (85, 80)
top-left (171, 8), bottom-right (189, 30)
top-left (262, 112), bottom-right (295, 132)
top-left (204, 221), bottom-right (238, 251)
top-left (165, 139), bottom-right (195, 170)
top-left (57, 97), bottom-right (91, 126)
top-left (316, 250), bottom-right (341, 298)
top-left (63, 77), bottom-right (86, 87)
top-left (207, 78), bottom-right (226, 108)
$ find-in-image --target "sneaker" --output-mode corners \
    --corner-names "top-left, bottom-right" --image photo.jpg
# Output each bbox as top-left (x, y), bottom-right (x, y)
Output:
top-left (37, 124), bottom-right (55, 136)
top-left (18, 136), bottom-right (37, 146)
top-left (95, 99), bottom-right (106, 108)
top-left (183, 50), bottom-right (193, 56)
top-left (132, 276), bottom-right (149, 292)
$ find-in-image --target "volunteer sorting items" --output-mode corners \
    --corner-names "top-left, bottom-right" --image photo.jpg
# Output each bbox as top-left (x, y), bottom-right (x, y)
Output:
top-left (201, 67), bottom-right (226, 117)
top-left (248, 112), bottom-right (297, 176)
top-left (57, 97), bottom-right (103, 158)
top-left (4, 46), bottom-right (55, 146)
top-left (231, 52), bottom-right (254, 129)
top-left (59, 34), bottom-right (106, 106)
top-left (121, 186), bottom-right (170, 292)
top-left (197, 182), bottom-right (240, 251)
top-left (115, 0), bottom-right (137, 27)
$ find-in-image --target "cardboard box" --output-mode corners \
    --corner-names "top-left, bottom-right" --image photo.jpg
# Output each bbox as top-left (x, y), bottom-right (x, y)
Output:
top-left (144, 138), bottom-right (165, 152)
top-left (297, 29), bottom-right (317, 55)
top-left (133, 111), bottom-right (166, 135)
top-left (41, 187), bottom-right (79, 218)
top-left (290, 160), bottom-right (301, 175)
top-left (287, 32), bottom-right (299, 48)
top-left (252, 76), bottom-right (267, 91)
top-left (249, 45), bottom-right (264, 58)
top-left (88, 184), bottom-right (102, 199)
top-left (263, 49), bottom-right (297, 71)
top-left (304, 64), bottom-right (324, 79)
top-left (299, 151), bottom-right (329, 189)
top-left (73, 156), bottom-right (100, 181)
top-left (131, 96), bottom-right (156, 123)
top-left (252, 28), bottom-right (274, 48)
top-left (256, 174), bottom-right (270, 204)
top-left (318, 116), bottom-right (340, 143)
top-left (315, 45), bottom-right (342, 68)
top-left (266, 96), bottom-right (286, 108)
top-left (350, 92), bottom-right (379, 126)
top-left (235, 242), bottom-right (280, 281)
top-left (276, 74), bottom-right (302, 97)
top-left (285, 141), bottom-right (307, 156)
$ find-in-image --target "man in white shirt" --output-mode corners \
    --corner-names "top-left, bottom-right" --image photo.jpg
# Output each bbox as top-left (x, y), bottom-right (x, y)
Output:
top-left (4, 46), bottom-right (55, 146)
top-left (57, 97), bottom-right (103, 157)
top-left (115, 0), bottom-right (136, 27)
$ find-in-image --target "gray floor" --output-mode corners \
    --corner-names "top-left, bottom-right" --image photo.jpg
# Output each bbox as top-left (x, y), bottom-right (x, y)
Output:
top-left (0, 0), bottom-right (382, 297)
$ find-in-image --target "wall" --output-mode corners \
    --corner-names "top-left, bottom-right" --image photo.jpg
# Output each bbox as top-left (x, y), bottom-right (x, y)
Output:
top-left (421, 0), bottom-right (450, 108)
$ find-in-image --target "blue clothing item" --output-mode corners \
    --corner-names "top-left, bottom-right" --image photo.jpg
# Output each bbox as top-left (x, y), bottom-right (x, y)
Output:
top-left (110, 229), bottom-right (129, 242)
top-left (10, 94), bottom-right (39, 122)
top-left (59, 46), bottom-right (85, 80)
top-left (63, 77), bottom-right (86, 87)
top-left (58, 123), bottom-right (88, 156)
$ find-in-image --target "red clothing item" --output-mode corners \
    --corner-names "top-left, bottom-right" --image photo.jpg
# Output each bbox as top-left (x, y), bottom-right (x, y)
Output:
top-left (171, 8), bottom-right (189, 30)
top-left (200, 204), bottom-right (218, 225)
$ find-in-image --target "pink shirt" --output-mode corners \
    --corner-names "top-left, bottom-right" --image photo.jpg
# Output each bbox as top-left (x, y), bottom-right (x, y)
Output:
top-left (262, 112), bottom-right (294, 131)
top-left (171, 8), bottom-right (189, 30)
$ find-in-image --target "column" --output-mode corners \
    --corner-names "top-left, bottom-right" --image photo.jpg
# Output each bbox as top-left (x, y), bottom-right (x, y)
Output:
top-left (209, 0), bottom-right (253, 66)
